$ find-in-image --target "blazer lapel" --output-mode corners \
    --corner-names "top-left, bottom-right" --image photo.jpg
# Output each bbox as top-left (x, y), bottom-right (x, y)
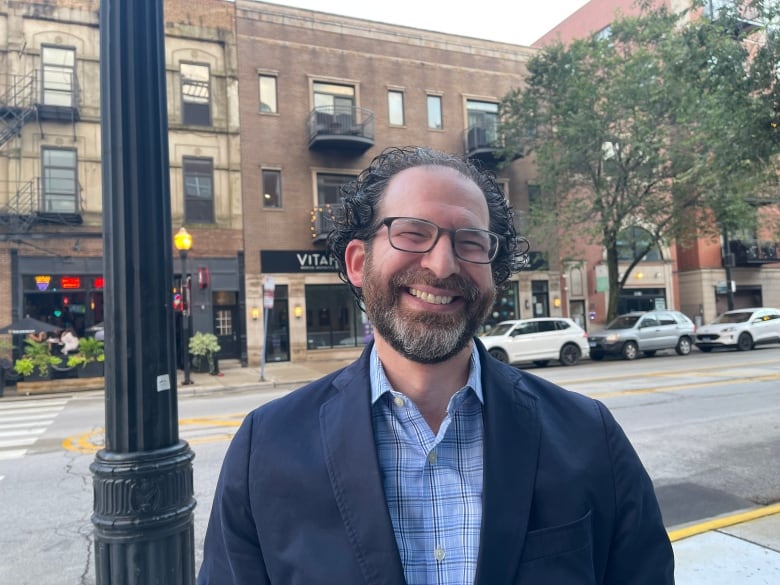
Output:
top-left (474, 346), bottom-right (541, 585)
top-left (320, 352), bottom-right (407, 585)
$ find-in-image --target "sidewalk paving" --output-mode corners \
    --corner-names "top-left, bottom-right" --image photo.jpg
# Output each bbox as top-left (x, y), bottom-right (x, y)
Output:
top-left (4, 357), bottom-right (780, 583)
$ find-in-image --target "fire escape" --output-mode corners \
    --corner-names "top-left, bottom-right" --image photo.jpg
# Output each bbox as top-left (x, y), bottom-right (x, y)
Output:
top-left (0, 70), bottom-right (82, 233)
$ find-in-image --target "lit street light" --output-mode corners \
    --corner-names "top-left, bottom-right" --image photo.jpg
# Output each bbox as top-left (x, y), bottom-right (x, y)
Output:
top-left (174, 227), bottom-right (193, 386)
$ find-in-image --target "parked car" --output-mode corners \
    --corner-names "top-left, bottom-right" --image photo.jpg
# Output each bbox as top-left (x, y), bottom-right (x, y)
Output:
top-left (479, 317), bottom-right (589, 367)
top-left (588, 310), bottom-right (696, 361)
top-left (695, 307), bottom-right (780, 352)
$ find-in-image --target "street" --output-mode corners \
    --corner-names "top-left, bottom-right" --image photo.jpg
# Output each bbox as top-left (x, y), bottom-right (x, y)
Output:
top-left (0, 346), bottom-right (779, 584)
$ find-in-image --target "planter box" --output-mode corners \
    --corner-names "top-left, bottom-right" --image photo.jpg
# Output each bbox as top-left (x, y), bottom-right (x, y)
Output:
top-left (78, 361), bottom-right (105, 378)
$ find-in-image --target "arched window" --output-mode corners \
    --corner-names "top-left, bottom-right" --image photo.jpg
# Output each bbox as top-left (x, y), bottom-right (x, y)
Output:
top-left (616, 226), bottom-right (662, 261)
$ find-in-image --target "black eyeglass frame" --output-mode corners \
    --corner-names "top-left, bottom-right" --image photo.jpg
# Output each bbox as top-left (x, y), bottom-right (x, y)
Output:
top-left (375, 216), bottom-right (502, 264)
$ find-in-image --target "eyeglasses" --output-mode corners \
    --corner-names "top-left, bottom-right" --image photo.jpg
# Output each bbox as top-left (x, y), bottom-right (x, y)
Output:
top-left (377, 217), bottom-right (501, 264)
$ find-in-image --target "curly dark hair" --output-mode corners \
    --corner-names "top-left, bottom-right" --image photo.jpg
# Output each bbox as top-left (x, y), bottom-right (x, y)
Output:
top-left (327, 146), bottom-right (520, 303)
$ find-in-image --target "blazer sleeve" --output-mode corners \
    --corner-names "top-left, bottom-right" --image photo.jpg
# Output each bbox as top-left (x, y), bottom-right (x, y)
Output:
top-left (198, 414), bottom-right (270, 585)
top-left (597, 401), bottom-right (675, 584)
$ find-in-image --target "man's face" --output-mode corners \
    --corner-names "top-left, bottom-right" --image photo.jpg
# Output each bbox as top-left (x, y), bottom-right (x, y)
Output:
top-left (345, 165), bottom-right (496, 364)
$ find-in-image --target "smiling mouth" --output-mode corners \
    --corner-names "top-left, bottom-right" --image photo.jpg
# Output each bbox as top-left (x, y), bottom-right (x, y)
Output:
top-left (408, 287), bottom-right (455, 305)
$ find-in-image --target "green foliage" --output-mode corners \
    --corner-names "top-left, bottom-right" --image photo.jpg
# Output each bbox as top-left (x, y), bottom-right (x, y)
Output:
top-left (77, 336), bottom-right (105, 363)
top-left (14, 338), bottom-right (61, 377)
top-left (189, 332), bottom-right (221, 374)
top-left (500, 1), bottom-right (780, 320)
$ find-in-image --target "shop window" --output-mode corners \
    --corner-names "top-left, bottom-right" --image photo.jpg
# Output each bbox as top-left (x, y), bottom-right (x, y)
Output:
top-left (181, 62), bottom-right (211, 126)
top-left (42, 45), bottom-right (76, 107)
top-left (305, 284), bottom-right (364, 349)
top-left (531, 280), bottom-right (549, 318)
top-left (42, 147), bottom-right (78, 213)
top-left (484, 281), bottom-right (518, 331)
top-left (183, 156), bottom-right (214, 223)
top-left (466, 99), bottom-right (499, 147)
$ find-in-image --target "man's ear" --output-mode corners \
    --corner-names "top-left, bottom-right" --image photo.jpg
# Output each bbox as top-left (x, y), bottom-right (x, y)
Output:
top-left (344, 239), bottom-right (366, 288)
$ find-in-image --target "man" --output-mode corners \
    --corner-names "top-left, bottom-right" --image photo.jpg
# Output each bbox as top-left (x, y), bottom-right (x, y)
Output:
top-left (199, 147), bottom-right (674, 584)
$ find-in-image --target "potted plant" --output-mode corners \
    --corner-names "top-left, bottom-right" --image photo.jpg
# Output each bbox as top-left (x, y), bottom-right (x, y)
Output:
top-left (67, 336), bottom-right (105, 378)
top-left (188, 331), bottom-right (221, 374)
top-left (14, 338), bottom-right (61, 380)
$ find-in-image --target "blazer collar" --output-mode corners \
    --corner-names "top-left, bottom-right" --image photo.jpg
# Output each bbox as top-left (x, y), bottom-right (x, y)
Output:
top-left (320, 344), bottom-right (407, 585)
top-left (474, 340), bottom-right (541, 585)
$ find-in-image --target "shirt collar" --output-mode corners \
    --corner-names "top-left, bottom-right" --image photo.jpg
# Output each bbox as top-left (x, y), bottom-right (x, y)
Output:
top-left (370, 342), bottom-right (484, 405)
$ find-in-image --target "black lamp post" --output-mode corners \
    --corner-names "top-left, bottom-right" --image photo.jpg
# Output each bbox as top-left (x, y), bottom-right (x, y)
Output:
top-left (174, 227), bottom-right (193, 385)
top-left (92, 1), bottom-right (195, 583)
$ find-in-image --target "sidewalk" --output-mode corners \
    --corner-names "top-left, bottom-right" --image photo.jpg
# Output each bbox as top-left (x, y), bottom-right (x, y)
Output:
top-left (4, 357), bottom-right (780, 582)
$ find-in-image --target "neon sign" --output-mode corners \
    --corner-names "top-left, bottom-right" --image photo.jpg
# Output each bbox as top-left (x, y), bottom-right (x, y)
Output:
top-left (35, 275), bottom-right (51, 292)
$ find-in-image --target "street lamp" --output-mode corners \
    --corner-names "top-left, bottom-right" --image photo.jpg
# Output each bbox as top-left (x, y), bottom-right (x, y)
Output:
top-left (174, 227), bottom-right (193, 385)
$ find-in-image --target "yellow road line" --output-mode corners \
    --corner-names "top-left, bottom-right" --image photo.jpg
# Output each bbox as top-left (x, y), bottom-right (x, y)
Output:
top-left (589, 372), bottom-right (780, 398)
top-left (668, 502), bottom-right (780, 542)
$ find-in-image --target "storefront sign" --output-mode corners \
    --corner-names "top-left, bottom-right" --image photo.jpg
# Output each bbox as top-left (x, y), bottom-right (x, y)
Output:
top-left (35, 275), bottom-right (51, 291)
top-left (261, 250), bottom-right (338, 273)
top-left (61, 276), bottom-right (81, 289)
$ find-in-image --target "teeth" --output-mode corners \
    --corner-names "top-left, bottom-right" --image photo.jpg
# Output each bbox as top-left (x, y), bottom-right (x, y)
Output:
top-left (409, 288), bottom-right (453, 305)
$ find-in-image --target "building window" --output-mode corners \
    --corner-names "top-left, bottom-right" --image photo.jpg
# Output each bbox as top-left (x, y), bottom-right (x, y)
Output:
top-left (180, 63), bottom-right (211, 126)
top-left (427, 95), bottom-right (443, 129)
top-left (305, 284), bottom-right (365, 349)
top-left (262, 169), bottom-right (281, 208)
top-left (183, 156), bottom-right (214, 223)
top-left (42, 147), bottom-right (78, 213)
top-left (387, 90), bottom-right (404, 126)
top-left (466, 99), bottom-right (499, 147)
top-left (259, 74), bottom-right (277, 113)
top-left (617, 226), bottom-right (662, 261)
top-left (317, 173), bottom-right (355, 206)
top-left (313, 81), bottom-right (355, 130)
top-left (41, 46), bottom-right (76, 107)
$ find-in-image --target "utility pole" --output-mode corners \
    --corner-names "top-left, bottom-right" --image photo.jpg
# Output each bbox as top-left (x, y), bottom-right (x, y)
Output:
top-left (92, 2), bottom-right (196, 583)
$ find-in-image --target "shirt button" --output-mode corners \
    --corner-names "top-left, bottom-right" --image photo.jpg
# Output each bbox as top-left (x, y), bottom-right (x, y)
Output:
top-left (393, 396), bottom-right (405, 407)
top-left (434, 547), bottom-right (445, 561)
top-left (427, 451), bottom-right (437, 464)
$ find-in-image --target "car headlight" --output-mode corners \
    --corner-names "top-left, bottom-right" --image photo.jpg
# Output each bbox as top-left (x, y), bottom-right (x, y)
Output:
top-left (720, 327), bottom-right (735, 334)
top-left (605, 333), bottom-right (621, 343)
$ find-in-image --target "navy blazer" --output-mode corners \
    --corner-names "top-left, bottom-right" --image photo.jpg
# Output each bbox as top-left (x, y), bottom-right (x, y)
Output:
top-left (199, 341), bottom-right (674, 584)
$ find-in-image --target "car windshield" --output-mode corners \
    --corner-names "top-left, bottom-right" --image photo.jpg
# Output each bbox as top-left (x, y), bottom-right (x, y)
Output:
top-left (483, 323), bottom-right (514, 336)
top-left (606, 315), bottom-right (640, 330)
top-left (714, 312), bottom-right (751, 324)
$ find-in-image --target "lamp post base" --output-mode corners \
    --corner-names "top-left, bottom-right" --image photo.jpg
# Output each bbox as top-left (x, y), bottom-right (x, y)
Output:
top-left (92, 441), bottom-right (196, 584)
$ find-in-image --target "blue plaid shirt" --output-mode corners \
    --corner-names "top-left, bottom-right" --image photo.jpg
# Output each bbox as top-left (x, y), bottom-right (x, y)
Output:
top-left (371, 345), bottom-right (484, 585)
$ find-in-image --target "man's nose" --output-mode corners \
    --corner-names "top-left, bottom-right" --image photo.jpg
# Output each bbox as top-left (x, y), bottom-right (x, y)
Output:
top-left (420, 233), bottom-right (460, 278)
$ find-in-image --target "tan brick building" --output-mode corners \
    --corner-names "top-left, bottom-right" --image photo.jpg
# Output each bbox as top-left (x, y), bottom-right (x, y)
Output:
top-left (0, 0), bottom-right (243, 363)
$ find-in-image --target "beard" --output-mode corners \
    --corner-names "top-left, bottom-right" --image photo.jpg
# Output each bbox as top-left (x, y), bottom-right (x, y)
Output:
top-left (361, 258), bottom-right (495, 364)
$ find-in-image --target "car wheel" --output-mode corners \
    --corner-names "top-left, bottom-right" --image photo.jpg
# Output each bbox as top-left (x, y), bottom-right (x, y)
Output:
top-left (489, 348), bottom-right (509, 363)
top-left (675, 336), bottom-right (692, 356)
top-left (699, 346), bottom-right (713, 353)
top-left (737, 333), bottom-right (753, 351)
top-left (621, 341), bottom-right (638, 360)
top-left (590, 350), bottom-right (605, 361)
top-left (643, 350), bottom-right (657, 357)
top-left (559, 343), bottom-right (581, 366)
top-left (532, 360), bottom-right (550, 367)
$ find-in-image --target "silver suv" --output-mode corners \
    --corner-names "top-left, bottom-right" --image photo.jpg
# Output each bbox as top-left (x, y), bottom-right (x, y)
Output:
top-left (588, 310), bottom-right (696, 361)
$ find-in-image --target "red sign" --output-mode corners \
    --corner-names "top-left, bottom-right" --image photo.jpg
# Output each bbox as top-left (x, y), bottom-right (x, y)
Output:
top-left (93, 277), bottom-right (104, 289)
top-left (61, 276), bottom-right (81, 289)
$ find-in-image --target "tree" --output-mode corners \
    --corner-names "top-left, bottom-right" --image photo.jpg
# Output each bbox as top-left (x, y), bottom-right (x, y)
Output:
top-left (500, 0), bottom-right (780, 321)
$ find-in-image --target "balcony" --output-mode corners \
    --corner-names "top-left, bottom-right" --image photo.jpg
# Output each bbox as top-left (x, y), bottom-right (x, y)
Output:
top-left (310, 204), bottom-right (340, 244)
top-left (728, 239), bottom-right (779, 266)
top-left (307, 106), bottom-right (374, 154)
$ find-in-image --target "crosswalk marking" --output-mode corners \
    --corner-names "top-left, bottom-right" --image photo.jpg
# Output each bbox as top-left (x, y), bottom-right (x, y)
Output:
top-left (0, 398), bottom-right (68, 461)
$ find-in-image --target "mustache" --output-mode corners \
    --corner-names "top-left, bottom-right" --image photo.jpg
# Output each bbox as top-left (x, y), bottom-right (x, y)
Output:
top-left (389, 269), bottom-right (480, 302)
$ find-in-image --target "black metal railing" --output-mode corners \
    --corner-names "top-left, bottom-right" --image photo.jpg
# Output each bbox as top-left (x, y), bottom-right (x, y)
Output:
top-left (729, 239), bottom-right (779, 265)
top-left (0, 72), bottom-right (38, 147)
top-left (307, 105), bottom-right (374, 150)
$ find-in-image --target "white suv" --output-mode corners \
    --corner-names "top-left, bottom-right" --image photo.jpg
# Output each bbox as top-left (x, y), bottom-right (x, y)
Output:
top-left (695, 307), bottom-right (780, 352)
top-left (479, 318), bottom-right (589, 367)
